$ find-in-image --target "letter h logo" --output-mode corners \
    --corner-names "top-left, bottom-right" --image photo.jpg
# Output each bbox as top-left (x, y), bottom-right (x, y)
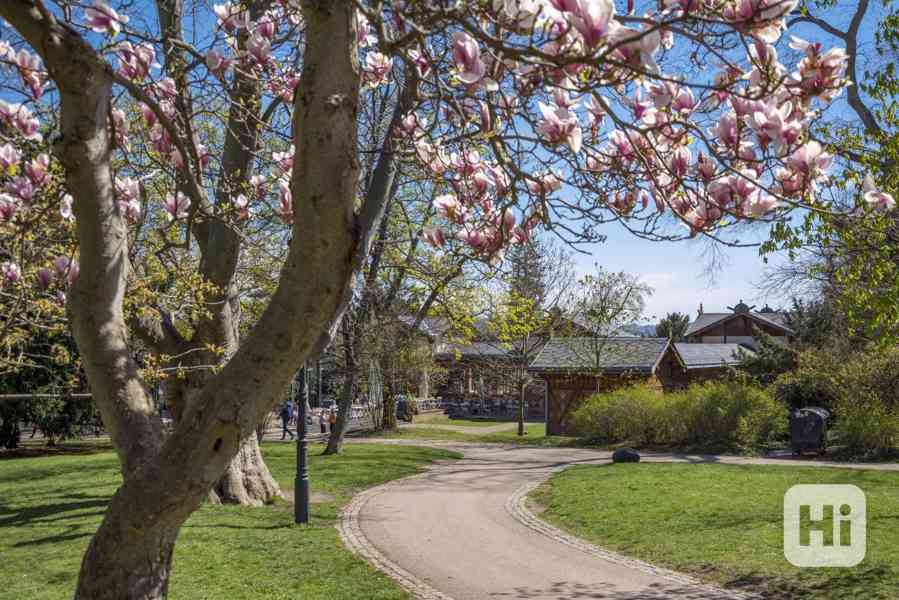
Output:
top-left (784, 484), bottom-right (866, 567)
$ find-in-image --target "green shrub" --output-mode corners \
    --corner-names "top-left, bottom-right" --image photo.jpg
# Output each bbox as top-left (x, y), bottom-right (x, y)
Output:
top-left (572, 381), bottom-right (786, 451)
top-left (830, 347), bottom-right (899, 455)
top-left (775, 346), bottom-right (899, 455)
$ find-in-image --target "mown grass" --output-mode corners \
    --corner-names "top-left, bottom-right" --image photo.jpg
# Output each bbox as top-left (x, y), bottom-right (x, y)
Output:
top-left (0, 442), bottom-right (459, 600)
top-left (531, 462), bottom-right (899, 599)
top-left (366, 421), bottom-right (581, 446)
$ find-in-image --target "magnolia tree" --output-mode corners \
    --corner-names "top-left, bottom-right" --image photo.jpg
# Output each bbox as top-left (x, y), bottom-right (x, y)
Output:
top-left (0, 0), bottom-right (883, 597)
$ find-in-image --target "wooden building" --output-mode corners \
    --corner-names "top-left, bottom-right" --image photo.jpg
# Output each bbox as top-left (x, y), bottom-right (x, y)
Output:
top-left (683, 301), bottom-right (792, 349)
top-left (529, 337), bottom-right (751, 436)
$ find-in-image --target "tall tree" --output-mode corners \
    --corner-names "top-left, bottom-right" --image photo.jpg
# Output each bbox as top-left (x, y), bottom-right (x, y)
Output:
top-left (655, 311), bottom-right (691, 340)
top-left (0, 1), bottom-right (865, 597)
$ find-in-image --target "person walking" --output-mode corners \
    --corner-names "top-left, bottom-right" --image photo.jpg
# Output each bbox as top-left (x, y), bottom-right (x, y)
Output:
top-left (319, 409), bottom-right (328, 434)
top-left (279, 402), bottom-right (295, 440)
top-left (328, 408), bottom-right (337, 433)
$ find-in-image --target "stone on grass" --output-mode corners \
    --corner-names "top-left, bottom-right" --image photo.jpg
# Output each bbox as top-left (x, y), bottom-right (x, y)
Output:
top-left (612, 448), bottom-right (640, 463)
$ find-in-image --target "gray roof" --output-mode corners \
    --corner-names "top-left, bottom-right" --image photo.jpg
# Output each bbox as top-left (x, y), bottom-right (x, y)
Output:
top-left (684, 312), bottom-right (792, 337)
top-left (528, 337), bottom-right (670, 373)
top-left (674, 343), bottom-right (753, 370)
top-left (433, 341), bottom-right (511, 359)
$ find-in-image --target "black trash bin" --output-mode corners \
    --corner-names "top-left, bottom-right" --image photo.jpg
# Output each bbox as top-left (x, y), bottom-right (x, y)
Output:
top-left (789, 407), bottom-right (830, 456)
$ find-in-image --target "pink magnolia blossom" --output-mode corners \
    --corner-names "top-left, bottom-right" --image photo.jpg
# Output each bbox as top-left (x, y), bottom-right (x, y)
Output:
top-left (0, 144), bottom-right (21, 174)
top-left (457, 228), bottom-right (488, 251)
top-left (6, 176), bottom-right (35, 204)
top-left (788, 37), bottom-right (849, 103)
top-left (14, 49), bottom-right (47, 98)
top-left (60, 193), bottom-right (74, 221)
top-left (234, 194), bottom-right (250, 219)
top-left (116, 177), bottom-right (142, 222)
top-left (117, 42), bottom-right (159, 81)
top-left (584, 95), bottom-right (605, 128)
top-left (154, 78), bottom-right (178, 100)
top-left (0, 194), bottom-right (18, 222)
top-left (355, 10), bottom-right (376, 48)
top-left (567, 0), bottom-right (616, 48)
top-left (536, 102), bottom-right (582, 153)
top-left (213, 3), bottom-right (250, 32)
top-left (709, 111), bottom-right (742, 152)
top-left (1, 261), bottom-right (22, 287)
top-left (273, 147), bottom-right (295, 175)
top-left (669, 146), bottom-right (691, 178)
top-left (527, 171), bottom-right (562, 195)
top-left (748, 98), bottom-right (797, 151)
top-left (862, 175), bottom-right (896, 211)
top-left (746, 192), bottom-right (780, 217)
top-left (363, 52), bottom-right (392, 88)
top-left (250, 174), bottom-right (267, 199)
top-left (85, 1), bottom-right (129, 36)
top-left (110, 108), bottom-right (127, 148)
top-left (786, 141), bottom-right (832, 183)
top-left (724, 0), bottom-right (798, 43)
top-left (206, 50), bottom-right (232, 77)
top-left (37, 268), bottom-right (53, 290)
top-left (53, 256), bottom-right (77, 283)
top-left (434, 194), bottom-right (468, 224)
top-left (254, 13), bottom-right (278, 39)
top-left (422, 227), bottom-right (446, 248)
top-left (164, 191), bottom-right (190, 221)
top-left (247, 34), bottom-right (272, 65)
top-left (452, 32), bottom-right (487, 85)
top-left (695, 152), bottom-right (717, 181)
top-left (0, 102), bottom-right (42, 141)
top-left (512, 225), bottom-right (531, 245)
top-left (407, 48), bottom-right (431, 78)
top-left (608, 25), bottom-right (661, 72)
top-left (276, 179), bottom-right (293, 224)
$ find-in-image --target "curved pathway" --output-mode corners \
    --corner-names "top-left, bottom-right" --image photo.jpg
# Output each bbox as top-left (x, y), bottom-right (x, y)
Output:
top-left (342, 443), bottom-right (896, 600)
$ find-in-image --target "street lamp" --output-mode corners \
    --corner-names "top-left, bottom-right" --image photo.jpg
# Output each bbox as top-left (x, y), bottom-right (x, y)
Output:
top-left (294, 364), bottom-right (310, 524)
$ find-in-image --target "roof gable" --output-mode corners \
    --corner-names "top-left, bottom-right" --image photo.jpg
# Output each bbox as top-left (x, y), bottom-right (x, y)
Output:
top-left (684, 311), bottom-right (793, 337)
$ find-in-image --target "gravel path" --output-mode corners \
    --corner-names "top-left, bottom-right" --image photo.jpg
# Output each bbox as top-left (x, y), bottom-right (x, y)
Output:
top-left (342, 443), bottom-right (896, 600)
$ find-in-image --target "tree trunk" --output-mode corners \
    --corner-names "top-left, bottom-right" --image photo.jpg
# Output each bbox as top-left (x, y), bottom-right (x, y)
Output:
top-left (323, 321), bottom-right (358, 455)
top-left (323, 369), bottom-right (355, 455)
top-left (518, 381), bottom-right (526, 437)
top-left (382, 390), bottom-right (397, 430)
top-left (210, 432), bottom-right (281, 505)
top-left (74, 479), bottom-right (190, 600)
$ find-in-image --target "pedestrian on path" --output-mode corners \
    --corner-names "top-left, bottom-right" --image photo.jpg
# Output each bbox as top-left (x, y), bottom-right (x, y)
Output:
top-left (328, 408), bottom-right (337, 433)
top-left (280, 402), bottom-right (295, 440)
top-left (319, 409), bottom-right (328, 434)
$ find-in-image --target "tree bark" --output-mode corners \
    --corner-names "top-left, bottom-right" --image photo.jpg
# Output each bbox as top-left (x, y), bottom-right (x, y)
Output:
top-left (2, 1), bottom-right (382, 597)
top-left (518, 381), bottom-right (526, 437)
top-left (211, 432), bottom-right (281, 505)
top-left (323, 320), bottom-right (357, 455)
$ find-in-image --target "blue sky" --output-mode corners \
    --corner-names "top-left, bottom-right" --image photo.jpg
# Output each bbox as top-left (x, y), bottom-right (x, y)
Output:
top-left (570, 225), bottom-right (788, 323)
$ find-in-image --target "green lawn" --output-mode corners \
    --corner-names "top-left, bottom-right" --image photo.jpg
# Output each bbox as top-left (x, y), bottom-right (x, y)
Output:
top-left (411, 414), bottom-right (517, 427)
top-left (531, 463), bottom-right (899, 599)
top-left (371, 421), bottom-right (578, 446)
top-left (0, 442), bottom-right (459, 600)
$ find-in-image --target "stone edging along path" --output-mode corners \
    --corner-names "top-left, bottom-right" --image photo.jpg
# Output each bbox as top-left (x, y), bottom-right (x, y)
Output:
top-left (505, 470), bottom-right (759, 600)
top-left (337, 445), bottom-right (754, 600)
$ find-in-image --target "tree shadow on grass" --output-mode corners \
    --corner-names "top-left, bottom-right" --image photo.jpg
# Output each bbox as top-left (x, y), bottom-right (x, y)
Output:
top-left (0, 441), bottom-right (116, 460)
top-left (0, 496), bottom-right (110, 528)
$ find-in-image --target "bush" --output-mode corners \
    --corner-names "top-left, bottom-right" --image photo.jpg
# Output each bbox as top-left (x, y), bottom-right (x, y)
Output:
top-left (775, 346), bottom-right (899, 455)
top-left (572, 381), bottom-right (786, 452)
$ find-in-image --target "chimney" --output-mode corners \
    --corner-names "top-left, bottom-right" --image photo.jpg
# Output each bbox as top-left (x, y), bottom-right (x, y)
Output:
top-left (698, 303), bottom-right (704, 316)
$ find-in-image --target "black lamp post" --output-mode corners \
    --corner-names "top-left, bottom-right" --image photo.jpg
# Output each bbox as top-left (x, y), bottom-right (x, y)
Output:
top-left (294, 363), bottom-right (310, 524)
